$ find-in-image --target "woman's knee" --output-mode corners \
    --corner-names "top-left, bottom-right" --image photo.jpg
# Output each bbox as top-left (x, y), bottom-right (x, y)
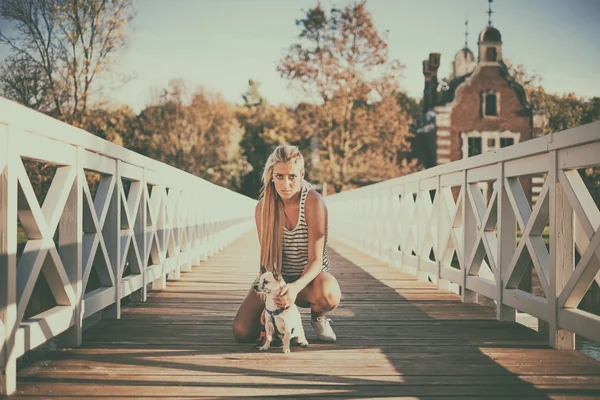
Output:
top-left (232, 317), bottom-right (257, 343)
top-left (315, 273), bottom-right (341, 308)
top-left (232, 288), bottom-right (263, 343)
top-left (323, 281), bottom-right (341, 308)
top-left (233, 327), bottom-right (253, 343)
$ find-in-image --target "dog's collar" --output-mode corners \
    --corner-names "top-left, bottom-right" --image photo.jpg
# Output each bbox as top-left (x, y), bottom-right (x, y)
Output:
top-left (265, 306), bottom-right (289, 316)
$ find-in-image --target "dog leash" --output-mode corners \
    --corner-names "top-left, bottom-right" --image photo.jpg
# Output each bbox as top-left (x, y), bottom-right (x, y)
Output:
top-left (265, 306), bottom-right (291, 337)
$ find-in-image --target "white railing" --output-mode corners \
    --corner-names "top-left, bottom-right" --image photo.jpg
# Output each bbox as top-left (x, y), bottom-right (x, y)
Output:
top-left (0, 97), bottom-right (256, 394)
top-left (327, 121), bottom-right (600, 350)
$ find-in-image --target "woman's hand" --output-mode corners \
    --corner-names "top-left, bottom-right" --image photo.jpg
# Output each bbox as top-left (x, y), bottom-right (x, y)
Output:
top-left (276, 283), bottom-right (299, 308)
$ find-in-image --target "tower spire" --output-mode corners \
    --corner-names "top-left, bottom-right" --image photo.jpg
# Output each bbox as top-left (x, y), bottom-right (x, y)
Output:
top-left (464, 15), bottom-right (469, 49)
top-left (487, 0), bottom-right (494, 26)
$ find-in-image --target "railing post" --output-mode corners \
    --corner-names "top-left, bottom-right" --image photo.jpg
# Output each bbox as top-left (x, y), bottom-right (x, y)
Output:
top-left (60, 148), bottom-right (83, 346)
top-left (199, 192), bottom-right (208, 262)
top-left (214, 194), bottom-right (221, 256)
top-left (207, 194), bottom-right (215, 258)
top-left (388, 186), bottom-right (397, 264)
top-left (385, 187), bottom-right (394, 265)
top-left (0, 127), bottom-right (17, 395)
top-left (436, 174), bottom-right (451, 291)
top-left (141, 169), bottom-right (149, 300)
top-left (382, 186), bottom-right (392, 262)
top-left (380, 188), bottom-right (387, 261)
top-left (497, 161), bottom-right (516, 321)
top-left (151, 184), bottom-right (167, 290)
top-left (170, 188), bottom-right (182, 281)
top-left (180, 191), bottom-right (192, 273)
top-left (190, 191), bottom-right (200, 267)
top-left (361, 195), bottom-right (368, 252)
top-left (462, 169), bottom-right (478, 303)
top-left (399, 185), bottom-right (407, 272)
top-left (549, 150), bottom-right (575, 349)
top-left (375, 188), bottom-right (381, 260)
top-left (355, 196), bottom-right (362, 250)
top-left (376, 187), bottom-right (384, 262)
top-left (131, 168), bottom-right (147, 302)
top-left (416, 180), bottom-right (428, 282)
top-left (193, 191), bottom-right (202, 263)
top-left (103, 160), bottom-right (121, 319)
top-left (365, 193), bottom-right (372, 255)
top-left (349, 194), bottom-right (352, 243)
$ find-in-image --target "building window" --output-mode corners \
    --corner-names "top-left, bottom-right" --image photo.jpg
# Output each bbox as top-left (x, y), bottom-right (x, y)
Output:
top-left (481, 91), bottom-right (499, 118)
top-left (484, 94), bottom-right (497, 116)
top-left (461, 131), bottom-right (521, 161)
top-left (485, 47), bottom-right (497, 62)
top-left (468, 137), bottom-right (482, 157)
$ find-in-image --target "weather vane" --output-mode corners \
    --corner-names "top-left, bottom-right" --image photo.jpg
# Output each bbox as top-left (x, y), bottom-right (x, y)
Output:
top-left (487, 0), bottom-right (494, 26)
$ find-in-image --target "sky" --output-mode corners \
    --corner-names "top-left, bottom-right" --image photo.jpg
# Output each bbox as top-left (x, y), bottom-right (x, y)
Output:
top-left (1, 0), bottom-right (600, 112)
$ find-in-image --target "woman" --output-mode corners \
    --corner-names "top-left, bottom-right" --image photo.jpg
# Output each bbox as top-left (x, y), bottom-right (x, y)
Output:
top-left (233, 145), bottom-right (341, 343)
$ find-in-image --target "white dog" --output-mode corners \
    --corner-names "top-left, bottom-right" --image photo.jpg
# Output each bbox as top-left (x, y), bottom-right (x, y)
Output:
top-left (253, 271), bottom-right (308, 354)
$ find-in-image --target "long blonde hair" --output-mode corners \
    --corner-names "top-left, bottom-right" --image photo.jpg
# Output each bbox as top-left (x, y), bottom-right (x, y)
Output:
top-left (259, 145), bottom-right (307, 276)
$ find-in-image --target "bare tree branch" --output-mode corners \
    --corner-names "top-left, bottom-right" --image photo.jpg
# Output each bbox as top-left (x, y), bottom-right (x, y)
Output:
top-left (0, 0), bottom-right (133, 125)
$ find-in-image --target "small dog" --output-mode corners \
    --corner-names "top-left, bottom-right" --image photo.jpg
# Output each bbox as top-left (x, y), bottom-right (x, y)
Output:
top-left (253, 271), bottom-right (308, 354)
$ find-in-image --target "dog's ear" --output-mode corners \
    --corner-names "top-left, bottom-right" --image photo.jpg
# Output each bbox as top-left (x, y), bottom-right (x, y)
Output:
top-left (260, 265), bottom-right (267, 275)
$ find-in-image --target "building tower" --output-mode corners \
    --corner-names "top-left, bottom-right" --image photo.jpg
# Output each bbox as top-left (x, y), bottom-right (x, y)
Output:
top-left (453, 17), bottom-right (477, 78)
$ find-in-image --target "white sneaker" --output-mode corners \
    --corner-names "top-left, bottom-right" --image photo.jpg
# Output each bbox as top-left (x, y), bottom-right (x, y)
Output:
top-left (311, 316), bottom-right (336, 342)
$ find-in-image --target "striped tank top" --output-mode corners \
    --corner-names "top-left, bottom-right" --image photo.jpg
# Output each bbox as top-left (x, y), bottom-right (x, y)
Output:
top-left (281, 185), bottom-right (330, 280)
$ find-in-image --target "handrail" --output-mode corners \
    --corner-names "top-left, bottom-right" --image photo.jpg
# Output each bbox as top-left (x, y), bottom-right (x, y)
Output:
top-left (0, 97), bottom-right (256, 394)
top-left (327, 121), bottom-right (600, 350)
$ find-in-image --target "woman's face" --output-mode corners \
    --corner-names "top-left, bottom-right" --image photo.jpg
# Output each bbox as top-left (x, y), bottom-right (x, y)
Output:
top-left (272, 162), bottom-right (304, 201)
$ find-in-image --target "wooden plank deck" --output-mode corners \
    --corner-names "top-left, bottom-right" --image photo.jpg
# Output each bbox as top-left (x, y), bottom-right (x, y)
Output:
top-left (9, 232), bottom-right (600, 399)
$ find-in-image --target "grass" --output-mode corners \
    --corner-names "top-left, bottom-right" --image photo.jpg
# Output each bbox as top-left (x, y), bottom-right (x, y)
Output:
top-left (18, 227), bottom-right (27, 245)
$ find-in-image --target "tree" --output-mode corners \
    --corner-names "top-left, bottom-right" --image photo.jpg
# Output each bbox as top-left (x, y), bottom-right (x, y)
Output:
top-left (0, 0), bottom-right (134, 126)
top-left (0, 54), bottom-right (50, 110)
top-left (507, 62), bottom-right (600, 207)
top-left (506, 61), bottom-right (600, 134)
top-left (237, 80), bottom-right (303, 198)
top-left (80, 105), bottom-right (138, 147)
top-left (396, 91), bottom-right (422, 125)
top-left (136, 80), bottom-right (250, 191)
top-left (278, 1), bottom-right (416, 192)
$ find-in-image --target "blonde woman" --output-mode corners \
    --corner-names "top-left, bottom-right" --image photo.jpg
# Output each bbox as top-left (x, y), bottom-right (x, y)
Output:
top-left (233, 145), bottom-right (341, 344)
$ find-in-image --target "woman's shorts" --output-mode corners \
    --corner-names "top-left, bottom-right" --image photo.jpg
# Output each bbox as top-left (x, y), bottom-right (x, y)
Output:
top-left (251, 267), bottom-right (329, 287)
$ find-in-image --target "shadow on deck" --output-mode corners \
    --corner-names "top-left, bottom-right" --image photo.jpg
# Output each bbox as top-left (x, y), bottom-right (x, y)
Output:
top-left (10, 232), bottom-right (600, 399)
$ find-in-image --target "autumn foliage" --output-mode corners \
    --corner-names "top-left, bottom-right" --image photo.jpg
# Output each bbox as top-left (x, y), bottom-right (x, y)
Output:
top-left (1, 0), bottom-right (596, 199)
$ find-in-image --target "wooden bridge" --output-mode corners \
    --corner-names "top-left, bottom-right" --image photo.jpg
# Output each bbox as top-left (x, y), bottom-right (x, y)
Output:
top-left (2, 98), bottom-right (600, 398)
top-left (9, 232), bottom-right (600, 398)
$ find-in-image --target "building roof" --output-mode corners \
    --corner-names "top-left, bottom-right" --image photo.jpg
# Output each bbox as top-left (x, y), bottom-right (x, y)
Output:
top-left (479, 27), bottom-right (502, 43)
top-left (455, 47), bottom-right (475, 61)
top-left (436, 62), bottom-right (531, 110)
top-left (439, 74), bottom-right (470, 105)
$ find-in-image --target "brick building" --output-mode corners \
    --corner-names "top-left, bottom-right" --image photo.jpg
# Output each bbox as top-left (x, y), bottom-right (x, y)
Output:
top-left (414, 25), bottom-right (546, 174)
